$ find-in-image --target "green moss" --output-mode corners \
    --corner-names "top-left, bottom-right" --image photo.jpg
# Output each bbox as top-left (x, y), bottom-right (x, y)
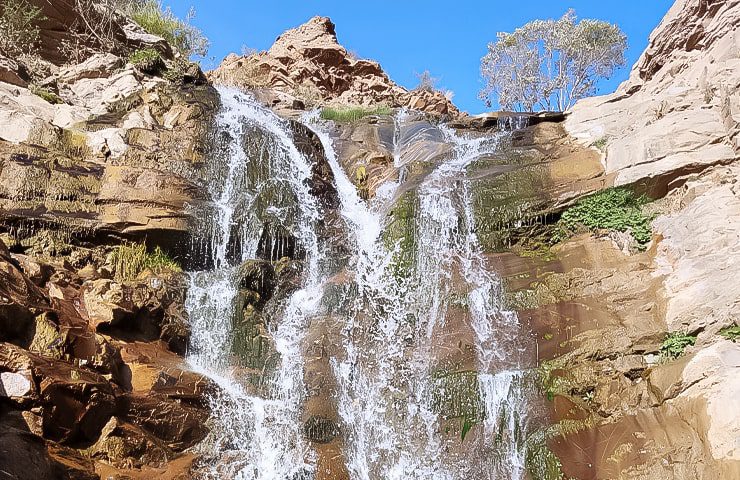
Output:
top-left (382, 191), bottom-right (418, 278)
top-left (659, 332), bottom-right (696, 360)
top-left (525, 434), bottom-right (563, 480)
top-left (525, 417), bottom-right (595, 480)
top-left (109, 242), bottom-right (180, 281)
top-left (129, 48), bottom-right (165, 75)
top-left (719, 325), bottom-right (740, 342)
top-left (30, 85), bottom-right (63, 104)
top-left (431, 369), bottom-right (483, 442)
top-left (539, 358), bottom-right (571, 402)
top-left (320, 106), bottom-right (393, 123)
top-left (553, 187), bottom-right (653, 248)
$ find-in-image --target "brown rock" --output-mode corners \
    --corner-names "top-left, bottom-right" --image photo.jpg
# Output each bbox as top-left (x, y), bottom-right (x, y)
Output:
top-left (0, 342), bottom-right (118, 442)
top-left (0, 239), bottom-right (51, 344)
top-left (209, 16), bottom-right (461, 117)
top-left (88, 416), bottom-right (172, 468)
top-left (82, 279), bottom-right (136, 329)
top-left (125, 393), bottom-right (208, 451)
top-left (0, 411), bottom-right (97, 480)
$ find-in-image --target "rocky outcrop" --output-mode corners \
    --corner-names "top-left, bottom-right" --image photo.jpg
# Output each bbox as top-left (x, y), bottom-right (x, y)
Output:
top-left (0, 234), bottom-right (212, 477)
top-left (0, 63), bottom-right (218, 255)
top-left (497, 2), bottom-right (740, 477)
top-left (209, 16), bottom-right (460, 117)
top-left (566, 0), bottom-right (739, 188)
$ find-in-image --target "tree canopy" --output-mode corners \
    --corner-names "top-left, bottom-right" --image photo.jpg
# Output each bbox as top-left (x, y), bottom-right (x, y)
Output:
top-left (479, 10), bottom-right (627, 112)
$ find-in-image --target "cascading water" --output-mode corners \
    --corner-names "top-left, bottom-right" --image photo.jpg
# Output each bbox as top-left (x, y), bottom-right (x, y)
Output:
top-left (186, 86), bottom-right (323, 480)
top-left (186, 89), bottom-right (533, 479)
top-left (303, 113), bottom-right (532, 479)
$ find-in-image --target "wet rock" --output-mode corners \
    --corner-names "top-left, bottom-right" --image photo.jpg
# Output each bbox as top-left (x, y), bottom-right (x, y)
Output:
top-left (290, 120), bottom-right (339, 208)
top-left (237, 260), bottom-right (276, 304)
top-left (303, 416), bottom-right (340, 444)
top-left (125, 394), bottom-right (209, 451)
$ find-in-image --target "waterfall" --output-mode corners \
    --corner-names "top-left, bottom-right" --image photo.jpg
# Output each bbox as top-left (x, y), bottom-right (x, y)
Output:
top-left (304, 113), bottom-right (531, 479)
top-left (185, 87), bottom-right (322, 480)
top-left (186, 91), bottom-right (532, 479)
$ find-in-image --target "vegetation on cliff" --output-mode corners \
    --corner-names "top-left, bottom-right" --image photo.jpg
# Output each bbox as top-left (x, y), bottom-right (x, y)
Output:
top-left (110, 242), bottom-right (181, 281)
top-left (320, 105), bottom-right (393, 123)
top-left (553, 187), bottom-right (653, 248)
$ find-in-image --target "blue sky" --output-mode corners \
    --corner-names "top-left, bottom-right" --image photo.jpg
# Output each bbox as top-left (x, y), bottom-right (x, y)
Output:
top-left (168, 0), bottom-right (674, 114)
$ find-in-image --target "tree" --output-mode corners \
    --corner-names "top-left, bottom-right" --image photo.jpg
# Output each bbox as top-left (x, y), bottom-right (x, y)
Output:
top-left (479, 10), bottom-right (627, 112)
top-left (414, 70), bottom-right (438, 92)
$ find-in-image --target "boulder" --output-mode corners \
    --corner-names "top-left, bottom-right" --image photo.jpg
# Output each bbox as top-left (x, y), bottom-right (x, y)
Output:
top-left (0, 411), bottom-right (97, 480)
top-left (87, 416), bottom-right (172, 468)
top-left (0, 239), bottom-right (50, 344)
top-left (82, 279), bottom-right (135, 329)
top-left (0, 55), bottom-right (29, 87)
top-left (0, 343), bottom-right (118, 443)
top-left (56, 53), bottom-right (125, 84)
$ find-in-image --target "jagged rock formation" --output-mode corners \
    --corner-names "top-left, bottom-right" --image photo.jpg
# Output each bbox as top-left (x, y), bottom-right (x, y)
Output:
top-left (209, 16), bottom-right (461, 117)
top-left (566, 0), bottom-right (739, 188)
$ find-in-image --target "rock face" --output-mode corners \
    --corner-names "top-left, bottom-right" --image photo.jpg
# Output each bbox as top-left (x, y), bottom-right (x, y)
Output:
top-left (566, 0), bottom-right (739, 188)
top-left (504, 2), bottom-right (740, 478)
top-left (209, 16), bottom-right (460, 117)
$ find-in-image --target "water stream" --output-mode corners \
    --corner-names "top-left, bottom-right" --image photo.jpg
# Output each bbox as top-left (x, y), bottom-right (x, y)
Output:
top-left (185, 89), bottom-right (533, 479)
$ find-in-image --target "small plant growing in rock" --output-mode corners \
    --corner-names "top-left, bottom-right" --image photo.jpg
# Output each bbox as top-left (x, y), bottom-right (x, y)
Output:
top-left (659, 332), bottom-right (696, 360)
top-left (719, 325), bottom-right (740, 342)
top-left (30, 85), bottom-right (64, 105)
top-left (320, 106), bottom-right (393, 123)
top-left (110, 242), bottom-right (180, 281)
top-left (129, 48), bottom-right (165, 74)
top-left (592, 137), bottom-right (608, 151)
top-left (552, 187), bottom-right (653, 249)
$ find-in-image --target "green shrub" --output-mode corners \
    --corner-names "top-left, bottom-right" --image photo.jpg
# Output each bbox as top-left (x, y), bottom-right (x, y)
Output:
top-left (0, 0), bottom-right (44, 58)
top-left (110, 242), bottom-right (180, 281)
top-left (660, 332), bottom-right (696, 361)
top-left (30, 86), bottom-right (64, 104)
top-left (320, 106), bottom-right (393, 123)
top-left (125, 1), bottom-right (208, 57)
top-left (129, 48), bottom-right (165, 74)
top-left (553, 187), bottom-right (653, 248)
top-left (719, 325), bottom-right (740, 342)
